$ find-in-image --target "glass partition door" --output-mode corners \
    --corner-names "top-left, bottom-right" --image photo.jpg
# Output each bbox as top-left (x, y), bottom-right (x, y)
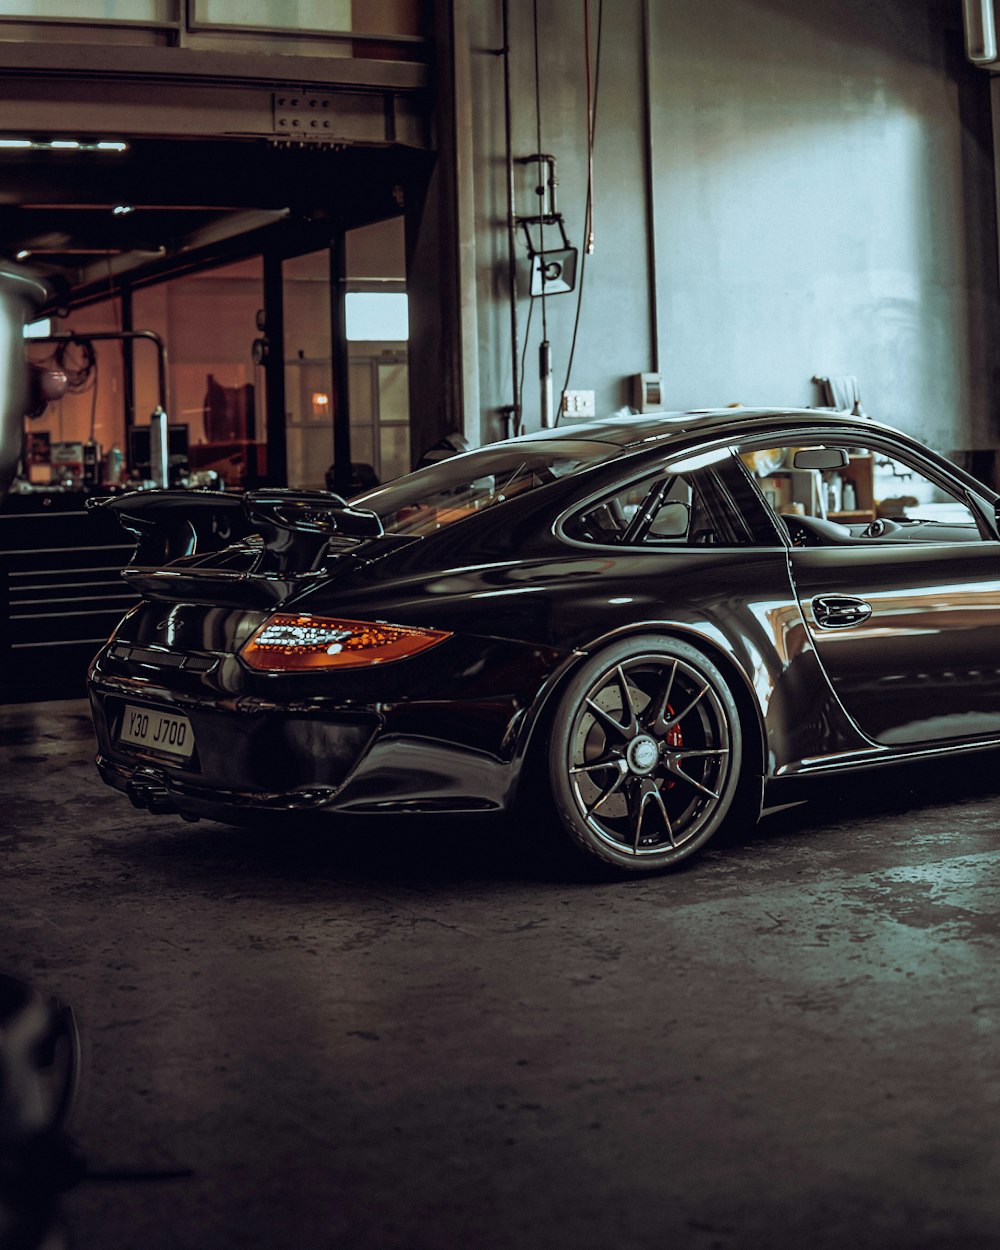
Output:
top-left (283, 217), bottom-right (409, 493)
top-left (282, 249), bottom-right (334, 491)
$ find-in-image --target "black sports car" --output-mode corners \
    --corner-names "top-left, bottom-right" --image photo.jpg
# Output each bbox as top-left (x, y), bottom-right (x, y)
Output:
top-left (87, 408), bottom-right (1000, 872)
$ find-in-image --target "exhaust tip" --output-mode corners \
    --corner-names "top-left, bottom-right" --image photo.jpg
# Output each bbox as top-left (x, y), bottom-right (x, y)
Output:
top-left (126, 776), bottom-right (174, 815)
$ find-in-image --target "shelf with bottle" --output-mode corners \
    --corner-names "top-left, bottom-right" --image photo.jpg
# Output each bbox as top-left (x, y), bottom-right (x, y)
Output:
top-left (827, 453), bottom-right (875, 523)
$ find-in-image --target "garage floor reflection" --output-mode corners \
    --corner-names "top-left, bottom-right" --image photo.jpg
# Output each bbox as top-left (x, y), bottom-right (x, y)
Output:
top-left (2, 699), bottom-right (1000, 1250)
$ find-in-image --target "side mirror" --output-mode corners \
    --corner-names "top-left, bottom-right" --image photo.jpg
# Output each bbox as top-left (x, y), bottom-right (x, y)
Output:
top-left (793, 447), bottom-right (849, 470)
top-left (649, 501), bottom-right (691, 538)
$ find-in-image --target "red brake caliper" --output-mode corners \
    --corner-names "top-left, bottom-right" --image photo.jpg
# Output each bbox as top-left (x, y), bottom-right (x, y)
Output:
top-left (664, 706), bottom-right (683, 787)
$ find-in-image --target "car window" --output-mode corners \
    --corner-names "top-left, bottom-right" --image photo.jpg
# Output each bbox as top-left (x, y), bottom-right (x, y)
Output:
top-left (739, 438), bottom-right (983, 542)
top-left (565, 452), bottom-right (780, 547)
top-left (353, 440), bottom-right (616, 536)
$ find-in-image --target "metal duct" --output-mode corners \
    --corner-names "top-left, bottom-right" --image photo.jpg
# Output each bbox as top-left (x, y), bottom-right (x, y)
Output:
top-left (0, 264), bottom-right (49, 502)
top-left (964, 0), bottom-right (998, 66)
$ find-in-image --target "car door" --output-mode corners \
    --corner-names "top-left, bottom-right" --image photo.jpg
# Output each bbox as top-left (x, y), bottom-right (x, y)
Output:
top-left (742, 433), bottom-right (1000, 747)
top-left (791, 543), bottom-right (1000, 745)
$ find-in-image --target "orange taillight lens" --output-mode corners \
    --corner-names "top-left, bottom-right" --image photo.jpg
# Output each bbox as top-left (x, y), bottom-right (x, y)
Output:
top-left (240, 613), bottom-right (451, 672)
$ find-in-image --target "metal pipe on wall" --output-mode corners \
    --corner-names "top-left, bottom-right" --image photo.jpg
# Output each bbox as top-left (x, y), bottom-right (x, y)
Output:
top-left (964, 0), bottom-right (999, 65)
top-left (501, 0), bottom-right (521, 437)
top-left (641, 0), bottom-right (661, 376)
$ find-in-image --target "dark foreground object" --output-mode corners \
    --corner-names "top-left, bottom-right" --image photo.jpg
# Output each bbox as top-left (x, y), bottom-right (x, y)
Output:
top-left (3, 699), bottom-right (1000, 1249)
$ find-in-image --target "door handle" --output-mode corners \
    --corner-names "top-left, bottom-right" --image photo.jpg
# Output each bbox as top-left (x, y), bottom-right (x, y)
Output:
top-left (812, 595), bottom-right (873, 629)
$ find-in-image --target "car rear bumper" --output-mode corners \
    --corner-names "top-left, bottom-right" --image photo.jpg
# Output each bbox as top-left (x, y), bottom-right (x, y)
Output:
top-left (90, 683), bottom-right (382, 818)
top-left (87, 630), bottom-right (576, 822)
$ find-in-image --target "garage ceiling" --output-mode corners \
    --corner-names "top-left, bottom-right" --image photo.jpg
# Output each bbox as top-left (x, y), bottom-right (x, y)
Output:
top-left (0, 137), bottom-right (423, 308)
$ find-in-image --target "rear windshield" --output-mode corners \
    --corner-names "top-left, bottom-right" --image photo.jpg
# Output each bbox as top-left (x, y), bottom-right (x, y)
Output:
top-left (353, 440), bottom-right (615, 537)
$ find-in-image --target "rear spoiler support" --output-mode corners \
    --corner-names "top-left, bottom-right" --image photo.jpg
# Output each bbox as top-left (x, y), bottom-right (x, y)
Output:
top-left (88, 488), bottom-right (383, 576)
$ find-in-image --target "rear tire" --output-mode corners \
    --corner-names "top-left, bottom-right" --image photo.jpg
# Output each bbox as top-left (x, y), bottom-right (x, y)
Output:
top-left (548, 635), bottom-right (743, 872)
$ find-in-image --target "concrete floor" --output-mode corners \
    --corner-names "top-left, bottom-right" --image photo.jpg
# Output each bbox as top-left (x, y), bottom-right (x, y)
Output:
top-left (2, 698), bottom-right (1000, 1250)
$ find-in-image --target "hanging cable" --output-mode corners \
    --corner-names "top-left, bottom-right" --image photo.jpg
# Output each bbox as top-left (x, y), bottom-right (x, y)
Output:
top-left (500, 0), bottom-right (520, 435)
top-left (584, 0), bottom-right (596, 255)
top-left (532, 0), bottom-right (555, 429)
top-left (532, 0), bottom-right (548, 349)
top-left (558, 0), bottom-right (604, 421)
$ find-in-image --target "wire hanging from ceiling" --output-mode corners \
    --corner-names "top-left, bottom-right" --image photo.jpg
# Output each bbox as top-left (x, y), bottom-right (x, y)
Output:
top-left (531, 0), bottom-right (556, 429)
top-left (532, 0), bottom-right (548, 350)
top-left (558, 0), bottom-right (604, 422)
top-left (499, 0), bottom-right (521, 438)
top-left (583, 0), bottom-right (598, 255)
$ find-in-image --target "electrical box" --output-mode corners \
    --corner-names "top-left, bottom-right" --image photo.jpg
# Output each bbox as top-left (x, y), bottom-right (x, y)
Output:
top-left (563, 390), bottom-right (596, 418)
top-left (631, 373), bottom-right (663, 413)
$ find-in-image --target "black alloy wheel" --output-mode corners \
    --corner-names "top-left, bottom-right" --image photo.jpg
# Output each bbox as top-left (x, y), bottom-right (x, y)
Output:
top-left (549, 636), bottom-right (743, 871)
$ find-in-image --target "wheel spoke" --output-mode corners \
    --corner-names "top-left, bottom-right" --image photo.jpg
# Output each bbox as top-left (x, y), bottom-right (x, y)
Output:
top-left (614, 665), bottom-right (641, 737)
top-left (666, 760), bottom-right (720, 800)
top-left (570, 756), bottom-right (622, 777)
top-left (648, 660), bottom-right (678, 733)
top-left (672, 747), bottom-right (729, 760)
top-left (631, 777), bottom-right (674, 851)
top-left (662, 683), bottom-right (709, 731)
top-left (584, 694), bottom-right (637, 742)
top-left (588, 761), bottom-right (630, 817)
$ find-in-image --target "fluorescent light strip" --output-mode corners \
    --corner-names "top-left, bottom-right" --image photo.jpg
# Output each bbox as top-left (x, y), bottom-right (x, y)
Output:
top-left (0, 139), bottom-right (128, 153)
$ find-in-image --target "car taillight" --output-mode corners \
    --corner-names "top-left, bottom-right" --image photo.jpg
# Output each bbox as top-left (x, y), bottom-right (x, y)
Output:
top-left (239, 613), bottom-right (451, 672)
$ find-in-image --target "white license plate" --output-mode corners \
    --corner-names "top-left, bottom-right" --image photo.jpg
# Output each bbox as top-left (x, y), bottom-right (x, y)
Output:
top-left (119, 704), bottom-right (195, 760)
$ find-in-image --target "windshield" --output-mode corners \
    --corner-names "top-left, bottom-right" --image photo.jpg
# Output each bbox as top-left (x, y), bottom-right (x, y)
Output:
top-left (353, 440), bottom-right (615, 537)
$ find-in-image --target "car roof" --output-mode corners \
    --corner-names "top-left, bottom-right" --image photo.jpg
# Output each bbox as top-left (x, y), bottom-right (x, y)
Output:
top-left (513, 407), bottom-right (902, 451)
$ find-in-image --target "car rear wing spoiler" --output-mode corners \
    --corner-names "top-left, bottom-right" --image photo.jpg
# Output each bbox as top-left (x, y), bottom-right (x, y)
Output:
top-left (88, 488), bottom-right (384, 577)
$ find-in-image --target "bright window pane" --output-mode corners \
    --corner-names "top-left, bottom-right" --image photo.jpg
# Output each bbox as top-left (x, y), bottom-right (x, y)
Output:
top-left (345, 292), bottom-right (408, 342)
top-left (192, 0), bottom-right (350, 31)
top-left (0, 0), bottom-right (172, 18)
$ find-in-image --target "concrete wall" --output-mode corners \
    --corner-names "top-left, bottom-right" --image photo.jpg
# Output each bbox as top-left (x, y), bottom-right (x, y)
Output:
top-left (465, 0), bottom-right (999, 457)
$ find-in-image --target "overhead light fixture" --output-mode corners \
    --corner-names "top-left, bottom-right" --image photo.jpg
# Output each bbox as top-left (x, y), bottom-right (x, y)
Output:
top-left (0, 139), bottom-right (129, 153)
top-left (112, 205), bottom-right (134, 216)
top-left (15, 249), bottom-right (30, 260)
